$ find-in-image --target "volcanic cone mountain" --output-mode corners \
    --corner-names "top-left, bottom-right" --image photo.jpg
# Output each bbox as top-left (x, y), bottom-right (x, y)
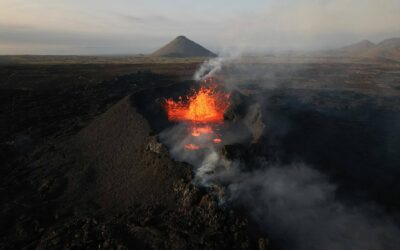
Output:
top-left (151, 36), bottom-right (216, 57)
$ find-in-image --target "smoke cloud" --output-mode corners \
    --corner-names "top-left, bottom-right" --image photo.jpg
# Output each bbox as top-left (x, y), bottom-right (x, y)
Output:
top-left (158, 55), bottom-right (400, 250)
top-left (220, 162), bottom-right (400, 250)
top-left (161, 123), bottom-right (400, 250)
top-left (193, 51), bottom-right (241, 81)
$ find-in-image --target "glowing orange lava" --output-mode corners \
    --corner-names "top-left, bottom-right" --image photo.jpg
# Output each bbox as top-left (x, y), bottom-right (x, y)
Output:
top-left (164, 82), bottom-right (230, 123)
top-left (164, 77), bottom-right (230, 151)
top-left (184, 143), bottom-right (200, 150)
top-left (213, 138), bottom-right (222, 143)
top-left (191, 126), bottom-right (213, 137)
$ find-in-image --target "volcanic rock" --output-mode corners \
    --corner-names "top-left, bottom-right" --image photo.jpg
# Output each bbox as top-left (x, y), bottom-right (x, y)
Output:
top-left (224, 90), bottom-right (248, 121)
top-left (243, 103), bottom-right (265, 143)
top-left (146, 136), bottom-right (165, 154)
top-left (0, 71), bottom-right (269, 249)
top-left (57, 93), bottom-right (267, 249)
top-left (224, 90), bottom-right (266, 143)
top-left (72, 96), bottom-right (191, 211)
top-left (151, 36), bottom-right (217, 58)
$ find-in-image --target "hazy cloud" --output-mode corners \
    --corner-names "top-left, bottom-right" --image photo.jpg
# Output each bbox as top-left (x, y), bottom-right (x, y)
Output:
top-left (117, 13), bottom-right (172, 23)
top-left (0, 0), bottom-right (399, 54)
top-left (224, 163), bottom-right (400, 250)
top-left (118, 14), bottom-right (144, 22)
top-left (218, 0), bottom-right (400, 51)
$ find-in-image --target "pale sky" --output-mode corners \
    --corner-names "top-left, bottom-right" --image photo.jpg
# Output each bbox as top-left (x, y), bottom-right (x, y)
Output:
top-left (0, 0), bottom-right (399, 55)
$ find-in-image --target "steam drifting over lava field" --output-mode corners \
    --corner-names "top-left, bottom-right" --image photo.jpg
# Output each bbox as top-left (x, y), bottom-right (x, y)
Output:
top-left (2, 0), bottom-right (400, 247)
top-left (1, 58), bottom-right (400, 249)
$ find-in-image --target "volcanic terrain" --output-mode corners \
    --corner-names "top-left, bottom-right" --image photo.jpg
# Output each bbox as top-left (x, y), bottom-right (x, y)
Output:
top-left (0, 56), bottom-right (400, 249)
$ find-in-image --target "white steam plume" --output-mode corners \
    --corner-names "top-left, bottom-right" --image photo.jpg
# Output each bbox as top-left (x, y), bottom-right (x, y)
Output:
top-left (159, 56), bottom-right (400, 250)
top-left (220, 162), bottom-right (400, 250)
top-left (193, 51), bottom-right (241, 81)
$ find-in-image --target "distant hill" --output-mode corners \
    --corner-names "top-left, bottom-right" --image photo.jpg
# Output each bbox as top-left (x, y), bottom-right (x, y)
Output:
top-left (151, 36), bottom-right (216, 58)
top-left (365, 38), bottom-right (400, 60)
top-left (313, 38), bottom-right (400, 61)
top-left (337, 40), bottom-right (376, 54)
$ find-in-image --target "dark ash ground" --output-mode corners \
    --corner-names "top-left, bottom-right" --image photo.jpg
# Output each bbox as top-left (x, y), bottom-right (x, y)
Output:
top-left (1, 61), bottom-right (400, 249)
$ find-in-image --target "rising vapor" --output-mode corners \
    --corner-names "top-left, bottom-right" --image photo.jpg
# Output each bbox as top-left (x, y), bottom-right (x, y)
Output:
top-left (160, 55), bottom-right (400, 250)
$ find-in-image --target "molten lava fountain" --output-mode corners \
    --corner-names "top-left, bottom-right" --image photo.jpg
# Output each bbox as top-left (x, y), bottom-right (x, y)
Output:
top-left (164, 77), bottom-right (230, 151)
